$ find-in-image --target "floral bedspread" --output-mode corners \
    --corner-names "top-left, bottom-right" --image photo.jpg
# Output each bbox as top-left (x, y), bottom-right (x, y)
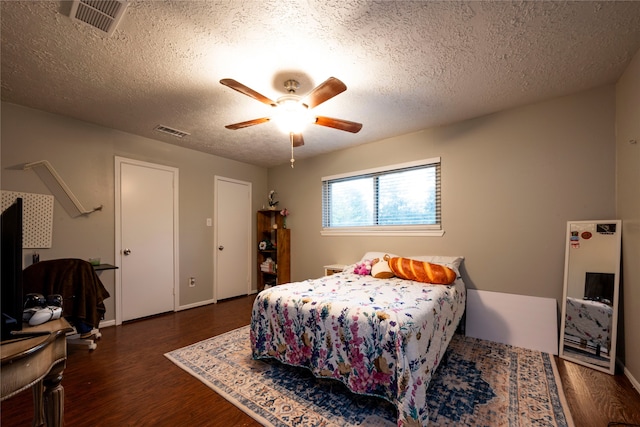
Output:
top-left (564, 296), bottom-right (612, 349)
top-left (250, 271), bottom-right (466, 426)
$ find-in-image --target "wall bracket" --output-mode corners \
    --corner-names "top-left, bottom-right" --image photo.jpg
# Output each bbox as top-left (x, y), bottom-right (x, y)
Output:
top-left (23, 160), bottom-right (103, 217)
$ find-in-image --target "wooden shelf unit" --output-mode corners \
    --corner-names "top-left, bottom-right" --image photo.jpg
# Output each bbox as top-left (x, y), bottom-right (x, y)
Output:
top-left (257, 210), bottom-right (290, 291)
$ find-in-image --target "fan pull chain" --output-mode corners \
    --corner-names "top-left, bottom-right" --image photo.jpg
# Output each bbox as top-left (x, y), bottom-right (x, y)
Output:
top-left (290, 133), bottom-right (295, 168)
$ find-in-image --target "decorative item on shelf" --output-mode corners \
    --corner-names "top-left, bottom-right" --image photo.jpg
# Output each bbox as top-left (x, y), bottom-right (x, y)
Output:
top-left (258, 239), bottom-right (275, 251)
top-left (280, 208), bottom-right (290, 229)
top-left (260, 257), bottom-right (276, 274)
top-left (268, 190), bottom-right (279, 210)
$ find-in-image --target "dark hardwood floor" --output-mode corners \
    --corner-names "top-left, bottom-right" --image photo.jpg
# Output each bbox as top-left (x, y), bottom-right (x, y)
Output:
top-left (2, 294), bottom-right (640, 426)
top-left (556, 357), bottom-right (640, 427)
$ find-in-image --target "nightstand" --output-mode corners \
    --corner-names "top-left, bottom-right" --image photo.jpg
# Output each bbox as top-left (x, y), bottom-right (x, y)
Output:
top-left (324, 264), bottom-right (347, 276)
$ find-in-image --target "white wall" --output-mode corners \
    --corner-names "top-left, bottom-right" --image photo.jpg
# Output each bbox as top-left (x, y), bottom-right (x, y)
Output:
top-left (616, 48), bottom-right (640, 387)
top-left (2, 79), bottom-right (632, 377)
top-left (269, 85), bottom-right (617, 307)
top-left (1, 103), bottom-right (268, 321)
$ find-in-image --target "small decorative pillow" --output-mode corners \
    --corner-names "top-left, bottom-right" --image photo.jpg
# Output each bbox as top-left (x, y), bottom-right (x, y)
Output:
top-left (385, 255), bottom-right (456, 285)
top-left (353, 260), bottom-right (372, 275)
top-left (371, 257), bottom-right (394, 279)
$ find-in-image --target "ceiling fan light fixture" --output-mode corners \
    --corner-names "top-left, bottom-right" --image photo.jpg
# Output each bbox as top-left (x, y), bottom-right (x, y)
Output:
top-left (273, 95), bottom-right (314, 134)
top-left (220, 77), bottom-right (362, 156)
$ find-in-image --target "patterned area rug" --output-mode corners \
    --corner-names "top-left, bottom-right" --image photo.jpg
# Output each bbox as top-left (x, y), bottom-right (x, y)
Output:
top-left (165, 326), bottom-right (574, 427)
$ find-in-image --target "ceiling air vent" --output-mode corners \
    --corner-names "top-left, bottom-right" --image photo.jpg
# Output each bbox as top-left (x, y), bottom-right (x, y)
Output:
top-left (154, 125), bottom-right (191, 139)
top-left (69, 0), bottom-right (129, 36)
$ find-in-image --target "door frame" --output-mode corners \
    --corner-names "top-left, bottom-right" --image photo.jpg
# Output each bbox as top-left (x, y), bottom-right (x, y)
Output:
top-left (114, 156), bottom-right (180, 325)
top-left (213, 175), bottom-right (252, 302)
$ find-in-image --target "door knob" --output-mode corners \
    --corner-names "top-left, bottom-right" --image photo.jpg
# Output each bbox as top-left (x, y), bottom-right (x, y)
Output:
top-left (218, 245), bottom-right (224, 250)
top-left (123, 248), bottom-right (132, 255)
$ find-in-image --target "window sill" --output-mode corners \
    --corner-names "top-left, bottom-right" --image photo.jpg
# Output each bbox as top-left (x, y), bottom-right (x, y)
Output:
top-left (321, 227), bottom-right (445, 237)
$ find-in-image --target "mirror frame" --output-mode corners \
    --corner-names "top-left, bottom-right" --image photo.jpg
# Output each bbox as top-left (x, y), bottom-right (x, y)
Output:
top-left (559, 219), bottom-right (621, 374)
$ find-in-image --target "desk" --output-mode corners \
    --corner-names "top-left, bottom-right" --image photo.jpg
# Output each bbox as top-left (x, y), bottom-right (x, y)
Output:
top-left (93, 263), bottom-right (118, 271)
top-left (1, 318), bottom-right (72, 427)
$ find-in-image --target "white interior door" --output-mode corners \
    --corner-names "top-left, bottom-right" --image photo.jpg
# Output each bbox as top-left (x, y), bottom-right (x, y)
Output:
top-left (115, 157), bottom-right (178, 323)
top-left (214, 176), bottom-right (251, 300)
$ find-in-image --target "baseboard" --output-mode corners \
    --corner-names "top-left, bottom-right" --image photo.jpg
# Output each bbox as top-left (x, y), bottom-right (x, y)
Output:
top-left (99, 295), bottom-right (255, 327)
top-left (99, 319), bottom-right (115, 328)
top-left (98, 303), bottom-right (212, 328)
top-left (625, 366), bottom-right (640, 394)
top-left (178, 299), bottom-right (216, 311)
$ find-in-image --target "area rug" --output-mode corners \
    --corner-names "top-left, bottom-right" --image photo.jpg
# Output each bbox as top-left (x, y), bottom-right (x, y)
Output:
top-left (165, 326), bottom-right (574, 427)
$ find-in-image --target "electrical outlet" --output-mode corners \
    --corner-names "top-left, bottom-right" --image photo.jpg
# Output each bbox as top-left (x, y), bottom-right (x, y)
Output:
top-left (189, 277), bottom-right (196, 287)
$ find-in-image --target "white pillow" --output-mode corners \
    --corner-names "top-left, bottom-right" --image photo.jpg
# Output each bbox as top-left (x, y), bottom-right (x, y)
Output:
top-left (359, 251), bottom-right (399, 262)
top-left (347, 253), bottom-right (464, 277)
top-left (407, 255), bottom-right (464, 276)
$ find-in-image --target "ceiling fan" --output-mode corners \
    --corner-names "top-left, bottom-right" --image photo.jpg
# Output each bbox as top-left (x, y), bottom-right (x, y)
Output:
top-left (220, 77), bottom-right (362, 167)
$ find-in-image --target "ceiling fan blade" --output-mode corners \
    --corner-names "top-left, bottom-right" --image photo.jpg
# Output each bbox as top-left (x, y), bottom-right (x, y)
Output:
top-left (314, 116), bottom-right (363, 133)
top-left (302, 77), bottom-right (347, 109)
top-left (292, 133), bottom-right (304, 147)
top-left (225, 117), bottom-right (270, 130)
top-left (220, 79), bottom-right (277, 107)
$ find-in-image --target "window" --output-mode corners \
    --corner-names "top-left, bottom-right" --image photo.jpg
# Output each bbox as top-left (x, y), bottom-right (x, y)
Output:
top-left (321, 158), bottom-right (442, 236)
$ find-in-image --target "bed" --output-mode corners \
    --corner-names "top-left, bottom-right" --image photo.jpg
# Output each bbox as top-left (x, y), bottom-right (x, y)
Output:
top-left (250, 253), bottom-right (466, 426)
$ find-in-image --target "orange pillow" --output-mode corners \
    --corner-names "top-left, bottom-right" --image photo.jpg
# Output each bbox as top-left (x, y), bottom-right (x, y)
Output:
top-left (385, 255), bottom-right (456, 285)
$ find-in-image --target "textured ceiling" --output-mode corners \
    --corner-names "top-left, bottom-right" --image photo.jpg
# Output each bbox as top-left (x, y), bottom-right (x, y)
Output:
top-left (2, 1), bottom-right (640, 168)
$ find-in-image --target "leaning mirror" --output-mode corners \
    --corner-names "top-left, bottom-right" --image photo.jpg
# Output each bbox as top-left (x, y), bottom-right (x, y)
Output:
top-left (559, 220), bottom-right (621, 374)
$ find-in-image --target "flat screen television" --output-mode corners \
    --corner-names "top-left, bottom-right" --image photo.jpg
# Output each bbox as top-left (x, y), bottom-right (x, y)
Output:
top-left (1, 197), bottom-right (23, 341)
top-left (584, 272), bottom-right (615, 305)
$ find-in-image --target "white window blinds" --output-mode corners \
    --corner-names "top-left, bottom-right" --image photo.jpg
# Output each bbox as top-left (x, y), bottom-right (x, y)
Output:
top-left (321, 158), bottom-right (441, 235)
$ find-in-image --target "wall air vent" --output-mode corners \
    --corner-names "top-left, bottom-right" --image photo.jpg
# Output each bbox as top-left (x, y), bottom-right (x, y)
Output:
top-left (69, 0), bottom-right (129, 36)
top-left (154, 125), bottom-right (191, 139)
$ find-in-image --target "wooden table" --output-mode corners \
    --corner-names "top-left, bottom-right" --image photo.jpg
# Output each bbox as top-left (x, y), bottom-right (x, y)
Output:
top-left (1, 318), bottom-right (72, 427)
